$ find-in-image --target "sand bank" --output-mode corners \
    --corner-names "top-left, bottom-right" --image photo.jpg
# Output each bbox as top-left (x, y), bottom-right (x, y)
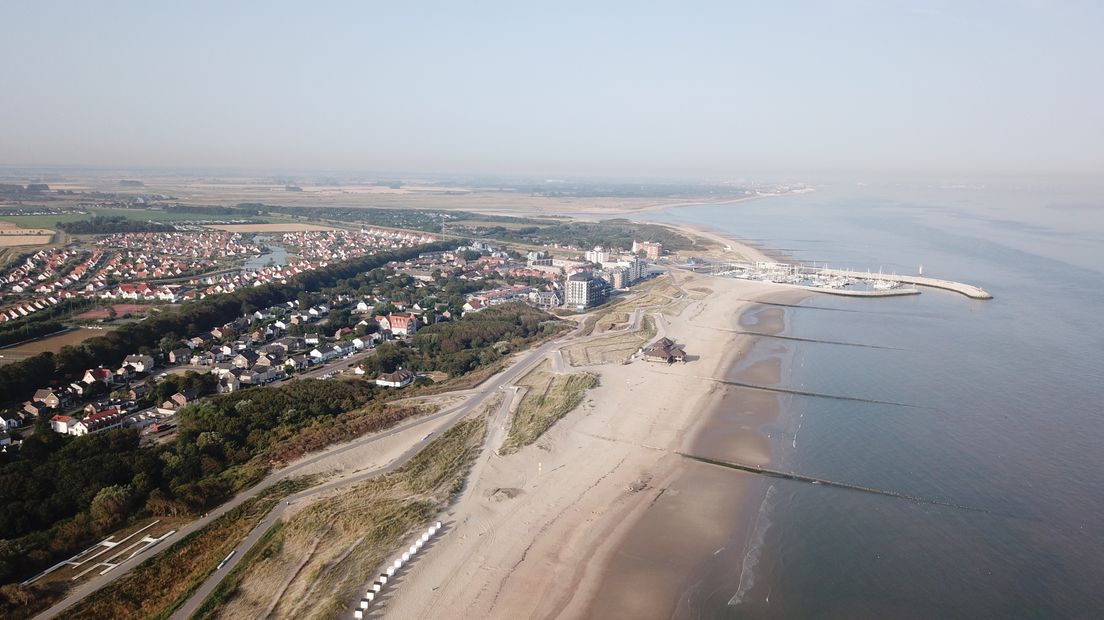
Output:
top-left (379, 273), bottom-right (806, 619)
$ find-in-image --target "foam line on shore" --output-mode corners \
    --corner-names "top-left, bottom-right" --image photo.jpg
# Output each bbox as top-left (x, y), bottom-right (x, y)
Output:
top-left (678, 453), bottom-right (1000, 516)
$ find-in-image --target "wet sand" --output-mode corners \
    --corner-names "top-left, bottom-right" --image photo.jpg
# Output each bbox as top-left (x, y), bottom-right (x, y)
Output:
top-left (378, 275), bottom-right (807, 620)
top-left (576, 293), bottom-right (804, 619)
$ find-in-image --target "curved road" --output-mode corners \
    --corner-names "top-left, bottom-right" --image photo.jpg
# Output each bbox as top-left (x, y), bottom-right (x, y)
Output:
top-left (35, 321), bottom-right (584, 620)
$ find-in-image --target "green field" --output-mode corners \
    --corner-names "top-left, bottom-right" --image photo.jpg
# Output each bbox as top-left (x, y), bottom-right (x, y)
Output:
top-left (0, 208), bottom-right (282, 229)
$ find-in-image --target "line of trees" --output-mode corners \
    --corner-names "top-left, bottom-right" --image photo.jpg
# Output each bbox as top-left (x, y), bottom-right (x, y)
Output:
top-left (362, 303), bottom-right (565, 378)
top-left (0, 301), bottom-right (560, 588)
top-left (0, 379), bottom-right (388, 587)
top-left (449, 218), bottom-right (694, 251)
top-left (0, 298), bottom-right (95, 347)
top-left (0, 244), bottom-right (566, 595)
top-left (56, 215), bottom-right (176, 234)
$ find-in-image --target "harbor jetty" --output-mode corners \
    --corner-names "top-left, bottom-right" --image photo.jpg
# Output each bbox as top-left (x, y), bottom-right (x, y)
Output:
top-left (824, 270), bottom-right (993, 299)
top-left (688, 260), bottom-right (992, 300)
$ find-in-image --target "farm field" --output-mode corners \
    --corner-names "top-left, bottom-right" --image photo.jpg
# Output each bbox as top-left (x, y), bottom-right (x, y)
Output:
top-left (0, 207), bottom-right (271, 229)
top-left (0, 327), bottom-right (109, 365)
top-left (0, 233), bottom-right (53, 246)
top-left (74, 303), bottom-right (152, 319)
top-left (0, 219), bottom-right (55, 245)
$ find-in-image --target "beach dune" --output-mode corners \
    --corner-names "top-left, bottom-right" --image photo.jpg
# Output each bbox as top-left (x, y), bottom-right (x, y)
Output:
top-left (380, 274), bottom-right (803, 619)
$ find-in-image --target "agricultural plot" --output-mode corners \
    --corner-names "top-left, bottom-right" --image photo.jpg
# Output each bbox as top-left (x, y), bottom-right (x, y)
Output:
top-left (0, 233), bottom-right (53, 246)
top-left (0, 327), bottom-right (108, 364)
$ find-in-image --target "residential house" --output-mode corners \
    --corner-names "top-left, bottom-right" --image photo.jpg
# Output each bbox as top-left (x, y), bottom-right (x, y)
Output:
top-left (531, 290), bottom-right (561, 309)
top-left (158, 390), bottom-right (196, 413)
top-left (232, 350), bottom-right (260, 369)
top-left (32, 389), bottom-right (62, 409)
top-left (82, 367), bottom-right (115, 386)
top-left (285, 354), bottom-right (310, 372)
top-left (258, 343), bottom-right (288, 358)
top-left (2, 412), bottom-right (24, 429)
top-left (375, 369), bottom-right (416, 388)
top-left (71, 407), bottom-right (124, 436)
top-left (169, 348), bottom-right (193, 365)
top-left (273, 336), bottom-right (304, 352)
top-left (114, 365), bottom-right (134, 383)
top-left (375, 313), bottom-right (419, 336)
top-left (189, 333), bottom-right (214, 348)
top-left (123, 354), bottom-right (156, 373)
top-left (50, 414), bottom-right (75, 434)
top-left (309, 344), bottom-right (339, 362)
top-left (124, 383), bottom-right (152, 401)
top-left (218, 374), bottom-right (241, 393)
top-left (240, 365), bottom-right (269, 385)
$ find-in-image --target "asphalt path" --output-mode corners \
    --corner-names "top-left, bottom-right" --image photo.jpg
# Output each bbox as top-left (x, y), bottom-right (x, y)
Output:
top-left (35, 322), bottom-right (581, 620)
top-left (169, 337), bottom-right (571, 619)
top-left (291, 347), bottom-right (377, 381)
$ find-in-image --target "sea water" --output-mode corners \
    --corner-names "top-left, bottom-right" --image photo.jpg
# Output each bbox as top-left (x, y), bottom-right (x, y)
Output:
top-left (648, 181), bottom-right (1104, 617)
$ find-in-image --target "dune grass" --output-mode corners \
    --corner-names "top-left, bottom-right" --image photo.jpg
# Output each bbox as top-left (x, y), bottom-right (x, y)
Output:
top-left (201, 415), bottom-right (488, 620)
top-left (61, 478), bottom-right (314, 620)
top-left (500, 360), bottom-right (599, 454)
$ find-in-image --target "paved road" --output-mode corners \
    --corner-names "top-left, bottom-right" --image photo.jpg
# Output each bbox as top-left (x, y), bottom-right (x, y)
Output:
top-left (35, 323), bottom-right (582, 620)
top-left (169, 417), bottom-right (459, 620)
top-left (32, 401), bottom-right (471, 620)
top-left (169, 338), bottom-right (571, 619)
top-left (172, 345), bottom-right (375, 384)
top-left (292, 347), bottom-right (377, 381)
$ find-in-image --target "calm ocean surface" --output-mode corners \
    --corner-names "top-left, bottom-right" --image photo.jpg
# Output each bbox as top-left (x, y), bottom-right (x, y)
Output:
top-left (649, 183), bottom-right (1104, 618)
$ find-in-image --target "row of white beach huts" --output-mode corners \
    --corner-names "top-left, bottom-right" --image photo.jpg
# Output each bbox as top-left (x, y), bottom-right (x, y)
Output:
top-left (351, 521), bottom-right (443, 618)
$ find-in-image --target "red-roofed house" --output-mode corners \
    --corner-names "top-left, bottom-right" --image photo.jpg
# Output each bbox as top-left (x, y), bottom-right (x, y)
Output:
top-left (375, 313), bottom-right (419, 336)
top-left (82, 367), bottom-right (115, 386)
top-left (50, 414), bottom-right (74, 434)
top-left (71, 407), bottom-right (124, 436)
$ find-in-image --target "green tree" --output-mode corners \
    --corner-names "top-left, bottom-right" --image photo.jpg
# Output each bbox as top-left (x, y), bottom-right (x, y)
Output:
top-left (89, 484), bottom-right (134, 528)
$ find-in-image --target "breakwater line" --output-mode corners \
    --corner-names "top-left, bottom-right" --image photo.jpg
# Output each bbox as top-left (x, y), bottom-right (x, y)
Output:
top-left (733, 298), bottom-right (864, 312)
top-left (678, 453), bottom-right (999, 516)
top-left (704, 325), bottom-right (905, 350)
top-left (715, 378), bottom-right (926, 408)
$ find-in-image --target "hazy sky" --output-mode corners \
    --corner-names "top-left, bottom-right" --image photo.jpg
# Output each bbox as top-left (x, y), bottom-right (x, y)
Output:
top-left (1, 1), bottom-right (1101, 179)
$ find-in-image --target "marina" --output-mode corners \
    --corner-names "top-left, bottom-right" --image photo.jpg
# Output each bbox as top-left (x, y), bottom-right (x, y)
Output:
top-left (690, 260), bottom-right (991, 299)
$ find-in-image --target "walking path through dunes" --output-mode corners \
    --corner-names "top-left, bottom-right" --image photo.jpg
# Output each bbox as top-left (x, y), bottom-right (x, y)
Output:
top-left (192, 416), bottom-right (488, 620)
top-left (379, 274), bottom-right (796, 619)
top-left (38, 323), bottom-right (577, 620)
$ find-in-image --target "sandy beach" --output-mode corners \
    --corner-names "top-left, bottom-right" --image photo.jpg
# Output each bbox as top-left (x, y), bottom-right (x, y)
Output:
top-left (378, 271), bottom-right (806, 619)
